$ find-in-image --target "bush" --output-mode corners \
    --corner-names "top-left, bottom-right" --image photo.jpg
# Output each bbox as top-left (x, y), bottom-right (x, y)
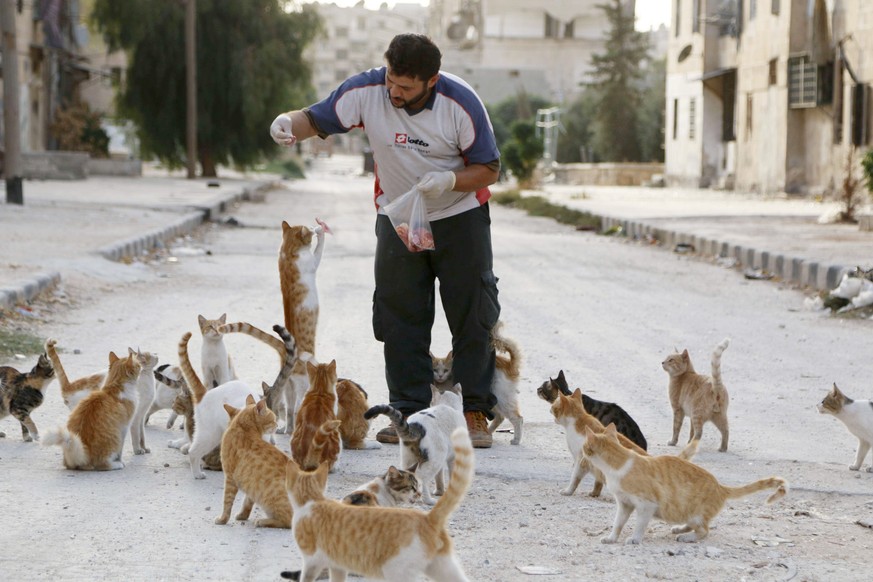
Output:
top-left (862, 148), bottom-right (873, 195)
top-left (501, 121), bottom-right (543, 187)
top-left (49, 102), bottom-right (110, 158)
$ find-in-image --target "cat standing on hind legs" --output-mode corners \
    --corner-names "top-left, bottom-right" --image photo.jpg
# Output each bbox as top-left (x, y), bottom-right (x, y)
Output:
top-left (662, 337), bottom-right (730, 451)
top-left (817, 383), bottom-right (873, 471)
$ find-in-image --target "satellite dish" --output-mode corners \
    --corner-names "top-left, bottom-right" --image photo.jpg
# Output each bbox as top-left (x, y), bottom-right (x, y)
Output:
top-left (678, 44), bottom-right (692, 62)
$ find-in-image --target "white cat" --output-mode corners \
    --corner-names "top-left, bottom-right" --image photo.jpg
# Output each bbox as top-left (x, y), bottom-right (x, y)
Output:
top-left (817, 383), bottom-right (873, 471)
top-left (364, 384), bottom-right (466, 505)
top-left (129, 349), bottom-right (159, 455)
top-left (198, 314), bottom-right (237, 389)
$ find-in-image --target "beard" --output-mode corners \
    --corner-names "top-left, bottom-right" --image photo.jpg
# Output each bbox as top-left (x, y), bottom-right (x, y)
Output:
top-left (388, 85), bottom-right (430, 109)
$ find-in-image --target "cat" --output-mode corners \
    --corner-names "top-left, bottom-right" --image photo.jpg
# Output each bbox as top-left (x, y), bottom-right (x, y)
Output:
top-left (0, 351), bottom-right (55, 441)
top-left (431, 321), bottom-right (524, 445)
top-left (550, 388), bottom-right (650, 497)
top-left (159, 374), bottom-right (221, 470)
top-left (278, 221), bottom-right (326, 434)
top-left (42, 350), bottom-right (141, 470)
top-left (336, 378), bottom-right (380, 450)
top-left (536, 369), bottom-right (648, 451)
top-left (290, 359), bottom-right (341, 472)
top-left (198, 313), bottom-right (237, 389)
top-left (364, 384), bottom-right (466, 505)
top-left (342, 465), bottom-right (422, 507)
top-left (215, 394), bottom-right (293, 529)
top-left (282, 427), bottom-right (473, 581)
top-left (177, 331), bottom-right (262, 479)
top-left (147, 363), bottom-right (183, 429)
top-left (817, 383), bottom-right (873, 471)
top-left (582, 423), bottom-right (787, 544)
top-left (129, 349), bottom-right (160, 455)
top-left (44, 338), bottom-right (105, 411)
top-left (662, 338), bottom-right (730, 451)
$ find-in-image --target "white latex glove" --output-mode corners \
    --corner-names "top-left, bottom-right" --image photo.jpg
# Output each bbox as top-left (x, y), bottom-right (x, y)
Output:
top-left (270, 113), bottom-right (297, 146)
top-left (416, 171), bottom-right (456, 198)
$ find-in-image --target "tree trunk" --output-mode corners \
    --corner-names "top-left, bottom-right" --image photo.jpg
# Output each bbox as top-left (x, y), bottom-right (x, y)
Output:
top-left (199, 145), bottom-right (217, 177)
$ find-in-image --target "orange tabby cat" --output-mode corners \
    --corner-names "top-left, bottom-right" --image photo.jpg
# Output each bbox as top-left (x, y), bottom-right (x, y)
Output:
top-left (215, 394), bottom-right (293, 528)
top-left (42, 350), bottom-right (142, 470)
top-left (278, 221), bottom-right (325, 433)
top-left (336, 378), bottom-right (379, 450)
top-left (662, 338), bottom-right (730, 451)
top-left (583, 424), bottom-right (787, 544)
top-left (44, 338), bottom-right (105, 410)
top-left (283, 427), bottom-right (473, 581)
top-left (290, 359), bottom-right (341, 471)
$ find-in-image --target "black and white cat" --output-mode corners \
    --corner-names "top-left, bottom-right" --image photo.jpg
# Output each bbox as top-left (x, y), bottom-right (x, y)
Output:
top-left (818, 383), bottom-right (873, 471)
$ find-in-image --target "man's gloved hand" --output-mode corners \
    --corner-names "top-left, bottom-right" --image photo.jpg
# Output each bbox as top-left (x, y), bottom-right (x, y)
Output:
top-left (416, 171), bottom-right (456, 198)
top-left (270, 114), bottom-right (297, 146)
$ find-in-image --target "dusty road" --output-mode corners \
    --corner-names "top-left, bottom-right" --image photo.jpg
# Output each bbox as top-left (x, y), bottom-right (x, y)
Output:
top-left (1, 164), bottom-right (872, 581)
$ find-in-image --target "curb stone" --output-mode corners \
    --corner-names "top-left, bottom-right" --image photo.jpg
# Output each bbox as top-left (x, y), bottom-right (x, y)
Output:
top-left (0, 272), bottom-right (62, 310)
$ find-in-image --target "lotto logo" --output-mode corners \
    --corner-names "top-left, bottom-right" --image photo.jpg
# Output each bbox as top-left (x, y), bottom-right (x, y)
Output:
top-left (395, 134), bottom-right (408, 144)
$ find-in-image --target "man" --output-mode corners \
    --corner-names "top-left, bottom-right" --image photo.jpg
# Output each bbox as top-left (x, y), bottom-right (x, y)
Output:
top-left (270, 33), bottom-right (501, 448)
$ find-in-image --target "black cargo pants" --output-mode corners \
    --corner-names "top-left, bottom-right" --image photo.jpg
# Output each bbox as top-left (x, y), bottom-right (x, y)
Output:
top-left (372, 203), bottom-right (500, 416)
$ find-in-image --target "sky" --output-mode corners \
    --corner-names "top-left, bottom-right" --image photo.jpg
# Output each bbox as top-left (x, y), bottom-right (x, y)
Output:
top-left (304, 1), bottom-right (671, 31)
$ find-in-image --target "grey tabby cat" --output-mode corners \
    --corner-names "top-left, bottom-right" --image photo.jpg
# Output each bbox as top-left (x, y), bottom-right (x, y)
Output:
top-left (0, 352), bottom-right (55, 441)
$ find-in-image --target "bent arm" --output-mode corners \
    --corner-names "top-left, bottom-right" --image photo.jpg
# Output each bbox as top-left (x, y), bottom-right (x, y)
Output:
top-left (452, 162), bottom-right (499, 193)
top-left (281, 110), bottom-right (321, 142)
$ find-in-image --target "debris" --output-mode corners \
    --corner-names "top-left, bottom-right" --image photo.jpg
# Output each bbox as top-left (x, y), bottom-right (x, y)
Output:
top-left (751, 535), bottom-right (792, 547)
top-left (744, 268), bottom-right (775, 280)
top-left (673, 242), bottom-right (695, 254)
top-left (601, 225), bottom-right (623, 236)
top-left (855, 518), bottom-right (873, 529)
top-left (516, 565), bottom-right (563, 575)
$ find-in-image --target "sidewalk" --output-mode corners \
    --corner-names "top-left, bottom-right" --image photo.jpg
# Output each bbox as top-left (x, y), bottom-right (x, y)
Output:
top-left (1, 155), bottom-right (871, 310)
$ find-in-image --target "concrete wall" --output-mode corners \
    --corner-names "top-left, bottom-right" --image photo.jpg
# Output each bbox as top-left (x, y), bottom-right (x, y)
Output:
top-left (545, 162), bottom-right (664, 186)
top-left (21, 152), bottom-right (88, 180)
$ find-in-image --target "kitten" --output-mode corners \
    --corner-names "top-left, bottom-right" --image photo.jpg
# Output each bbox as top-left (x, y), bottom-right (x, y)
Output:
top-left (278, 221), bottom-right (326, 433)
top-left (550, 388), bottom-right (649, 497)
top-left (129, 348), bottom-right (160, 455)
top-left (364, 384), bottom-right (466, 505)
top-left (662, 338), bottom-right (730, 451)
top-left (817, 383), bottom-right (873, 471)
top-left (177, 331), bottom-right (262, 479)
top-left (44, 338), bottom-right (104, 411)
top-left (198, 313), bottom-right (237, 389)
top-left (583, 423), bottom-right (787, 544)
top-left (342, 465), bottom-right (421, 507)
top-left (282, 427), bottom-right (473, 581)
top-left (290, 359), bottom-right (342, 472)
top-left (147, 363), bottom-right (183, 429)
top-left (215, 394), bottom-right (293, 529)
top-left (0, 351), bottom-right (55, 441)
top-left (431, 321), bottom-right (524, 445)
top-left (336, 378), bottom-right (380, 450)
top-left (536, 369), bottom-right (648, 451)
top-left (42, 350), bottom-right (141, 470)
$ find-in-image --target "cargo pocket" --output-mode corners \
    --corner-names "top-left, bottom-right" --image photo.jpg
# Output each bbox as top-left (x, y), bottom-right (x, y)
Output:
top-left (372, 291), bottom-right (384, 342)
top-left (479, 270), bottom-right (501, 330)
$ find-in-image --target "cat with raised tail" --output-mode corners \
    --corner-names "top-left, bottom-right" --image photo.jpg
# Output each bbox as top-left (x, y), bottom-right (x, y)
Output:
top-left (282, 427), bottom-right (474, 581)
top-left (290, 359), bottom-right (341, 472)
top-left (583, 424), bottom-right (787, 544)
top-left (817, 383), bottom-right (873, 471)
top-left (44, 338), bottom-right (104, 411)
top-left (662, 338), bottom-right (730, 451)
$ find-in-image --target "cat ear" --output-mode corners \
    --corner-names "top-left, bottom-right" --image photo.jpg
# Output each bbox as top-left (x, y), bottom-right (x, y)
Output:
top-left (219, 313), bottom-right (227, 324)
top-left (108, 351), bottom-right (119, 364)
top-left (245, 394), bottom-right (256, 406)
top-left (328, 359), bottom-right (337, 373)
top-left (128, 347), bottom-right (136, 357)
top-left (572, 388), bottom-right (582, 400)
top-left (261, 381), bottom-right (271, 396)
top-left (255, 398), bottom-right (267, 414)
top-left (682, 349), bottom-right (689, 358)
top-left (197, 314), bottom-right (206, 326)
top-left (223, 403), bottom-right (239, 417)
top-left (282, 220), bottom-right (291, 232)
top-left (387, 465), bottom-right (400, 477)
top-left (583, 426), bottom-right (596, 439)
top-left (452, 382), bottom-right (463, 395)
top-left (604, 423), bottom-right (618, 436)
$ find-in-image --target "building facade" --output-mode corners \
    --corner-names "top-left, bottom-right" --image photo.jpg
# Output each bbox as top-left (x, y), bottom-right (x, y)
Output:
top-left (666, 0), bottom-right (873, 195)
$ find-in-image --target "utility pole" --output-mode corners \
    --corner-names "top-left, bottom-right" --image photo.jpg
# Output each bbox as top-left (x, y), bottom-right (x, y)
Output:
top-left (185, 0), bottom-right (197, 179)
top-left (1, 0), bottom-right (23, 204)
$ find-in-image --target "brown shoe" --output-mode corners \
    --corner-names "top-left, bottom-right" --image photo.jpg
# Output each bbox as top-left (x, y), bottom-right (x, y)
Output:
top-left (464, 411), bottom-right (492, 448)
top-left (376, 425), bottom-right (399, 445)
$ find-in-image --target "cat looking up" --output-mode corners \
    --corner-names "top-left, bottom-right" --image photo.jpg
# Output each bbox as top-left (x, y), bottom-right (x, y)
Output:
top-left (198, 313), bottom-right (237, 389)
top-left (0, 350), bottom-right (55, 441)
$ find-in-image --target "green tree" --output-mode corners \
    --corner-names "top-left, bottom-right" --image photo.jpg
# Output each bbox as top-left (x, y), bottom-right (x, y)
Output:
top-left (637, 57), bottom-right (666, 162)
top-left (589, 0), bottom-right (650, 162)
top-left (90, 0), bottom-right (321, 176)
top-left (556, 90), bottom-right (597, 163)
top-left (501, 120), bottom-right (544, 187)
top-left (487, 92), bottom-right (551, 151)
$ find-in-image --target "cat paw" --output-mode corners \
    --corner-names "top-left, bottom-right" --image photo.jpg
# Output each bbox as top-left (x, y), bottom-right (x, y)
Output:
top-left (667, 439), bottom-right (677, 446)
top-left (510, 438), bottom-right (521, 445)
top-left (214, 516), bottom-right (229, 525)
top-left (624, 538), bottom-right (642, 545)
top-left (180, 444), bottom-right (190, 454)
top-left (849, 465), bottom-right (861, 471)
top-left (23, 435), bottom-right (34, 443)
top-left (600, 536), bottom-right (617, 544)
top-left (364, 441), bottom-right (383, 450)
top-left (194, 472), bottom-right (206, 480)
top-left (422, 497), bottom-right (437, 506)
top-left (676, 533), bottom-right (699, 543)
top-left (560, 488), bottom-right (575, 496)
top-left (718, 446), bottom-right (728, 452)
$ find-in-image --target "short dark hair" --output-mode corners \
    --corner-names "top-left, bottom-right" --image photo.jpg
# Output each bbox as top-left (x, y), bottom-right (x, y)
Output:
top-left (384, 34), bottom-right (441, 81)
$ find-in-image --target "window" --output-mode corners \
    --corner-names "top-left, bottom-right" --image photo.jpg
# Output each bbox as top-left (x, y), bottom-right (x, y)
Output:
top-left (673, 99), bottom-right (679, 139)
top-left (689, 98), bottom-right (696, 140)
top-left (768, 58), bottom-right (777, 85)
top-left (851, 84), bottom-right (869, 146)
top-left (833, 59), bottom-right (844, 143)
top-left (788, 55), bottom-right (818, 108)
top-left (746, 94), bottom-right (753, 138)
top-left (545, 13), bottom-right (561, 38)
top-left (675, 0), bottom-right (681, 37)
top-left (336, 49), bottom-right (348, 60)
top-left (771, 0), bottom-right (780, 15)
top-left (335, 26), bottom-right (349, 38)
top-left (564, 21), bottom-right (575, 38)
top-left (692, 0), bottom-right (700, 33)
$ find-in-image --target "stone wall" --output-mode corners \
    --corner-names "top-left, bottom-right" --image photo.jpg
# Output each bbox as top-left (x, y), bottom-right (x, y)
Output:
top-left (544, 162), bottom-right (664, 186)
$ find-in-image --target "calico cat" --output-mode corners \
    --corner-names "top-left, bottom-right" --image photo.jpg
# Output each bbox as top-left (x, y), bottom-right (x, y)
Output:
top-left (336, 378), bottom-right (380, 450)
top-left (44, 338), bottom-right (104, 411)
top-left (536, 369), bottom-right (648, 451)
top-left (0, 351), bottom-right (55, 441)
top-left (290, 359), bottom-right (341, 472)
top-left (42, 351), bottom-right (141, 470)
top-left (662, 338), bottom-right (730, 451)
top-left (365, 384), bottom-right (466, 505)
top-left (198, 313), bottom-right (237, 389)
top-left (278, 221), bottom-right (326, 433)
top-left (550, 388), bottom-right (649, 497)
top-left (431, 321), bottom-right (524, 445)
top-left (817, 383), bottom-right (873, 471)
top-left (215, 394), bottom-right (293, 529)
top-left (177, 331), bottom-right (262, 479)
top-left (583, 423), bottom-right (787, 544)
top-left (148, 363), bottom-right (183, 429)
top-left (282, 427), bottom-right (473, 581)
top-left (342, 466), bottom-right (421, 507)
top-left (129, 349), bottom-right (160, 455)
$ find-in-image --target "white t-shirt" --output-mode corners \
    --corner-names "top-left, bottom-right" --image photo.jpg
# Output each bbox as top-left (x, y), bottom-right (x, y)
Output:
top-left (305, 67), bottom-right (500, 221)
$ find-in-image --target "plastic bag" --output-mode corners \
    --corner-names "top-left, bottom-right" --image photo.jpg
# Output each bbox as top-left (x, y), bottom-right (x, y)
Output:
top-left (382, 186), bottom-right (435, 252)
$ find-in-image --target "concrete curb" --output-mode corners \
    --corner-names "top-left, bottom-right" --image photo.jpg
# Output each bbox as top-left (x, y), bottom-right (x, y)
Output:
top-left (599, 215), bottom-right (849, 292)
top-left (1, 181), bottom-right (276, 310)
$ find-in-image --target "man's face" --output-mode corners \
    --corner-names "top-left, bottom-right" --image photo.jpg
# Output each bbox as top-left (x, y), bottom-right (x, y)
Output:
top-left (385, 70), bottom-right (437, 110)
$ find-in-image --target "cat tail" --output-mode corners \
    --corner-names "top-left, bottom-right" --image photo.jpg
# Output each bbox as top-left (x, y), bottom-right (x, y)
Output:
top-left (44, 338), bottom-right (70, 390)
top-left (363, 405), bottom-right (424, 442)
top-left (427, 427), bottom-right (475, 529)
top-left (490, 321), bottom-right (522, 378)
top-left (677, 438), bottom-right (699, 461)
top-left (723, 477), bottom-right (788, 504)
top-left (269, 324), bottom-right (299, 390)
top-left (153, 369), bottom-right (184, 390)
top-left (178, 332), bottom-right (207, 404)
top-left (219, 321), bottom-right (287, 361)
top-left (42, 427), bottom-right (89, 468)
top-left (710, 338), bottom-right (730, 386)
